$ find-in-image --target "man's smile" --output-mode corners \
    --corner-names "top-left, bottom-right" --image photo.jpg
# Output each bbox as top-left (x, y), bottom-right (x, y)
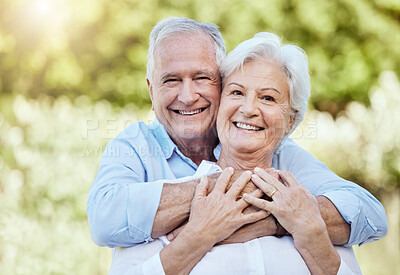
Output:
top-left (172, 108), bottom-right (207, 115)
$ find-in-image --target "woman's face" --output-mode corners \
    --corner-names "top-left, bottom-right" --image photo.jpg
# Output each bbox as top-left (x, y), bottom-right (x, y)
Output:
top-left (217, 61), bottom-right (293, 155)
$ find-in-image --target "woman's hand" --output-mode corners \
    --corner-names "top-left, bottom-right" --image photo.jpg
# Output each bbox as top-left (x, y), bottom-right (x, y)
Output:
top-left (186, 167), bottom-right (269, 246)
top-left (243, 168), bottom-right (325, 240)
top-left (243, 168), bottom-right (341, 275)
top-left (160, 168), bottom-right (269, 275)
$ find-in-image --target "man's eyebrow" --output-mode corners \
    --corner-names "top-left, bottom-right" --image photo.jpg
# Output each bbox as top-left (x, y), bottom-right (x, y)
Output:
top-left (160, 73), bottom-right (178, 81)
top-left (195, 70), bottom-right (217, 78)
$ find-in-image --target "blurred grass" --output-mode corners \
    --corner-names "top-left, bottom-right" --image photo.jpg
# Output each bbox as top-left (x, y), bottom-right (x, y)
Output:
top-left (0, 71), bottom-right (399, 274)
top-left (0, 95), bottom-right (153, 274)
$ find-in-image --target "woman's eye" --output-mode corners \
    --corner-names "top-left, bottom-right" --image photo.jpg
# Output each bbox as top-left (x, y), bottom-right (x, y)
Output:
top-left (262, 96), bottom-right (275, 102)
top-left (232, 90), bottom-right (243, 96)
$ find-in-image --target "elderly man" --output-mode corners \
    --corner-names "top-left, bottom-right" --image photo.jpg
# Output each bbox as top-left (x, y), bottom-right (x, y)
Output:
top-left (87, 17), bottom-right (387, 257)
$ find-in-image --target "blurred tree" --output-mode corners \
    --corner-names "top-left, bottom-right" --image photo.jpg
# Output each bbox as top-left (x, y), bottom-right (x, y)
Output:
top-left (0, 0), bottom-right (399, 115)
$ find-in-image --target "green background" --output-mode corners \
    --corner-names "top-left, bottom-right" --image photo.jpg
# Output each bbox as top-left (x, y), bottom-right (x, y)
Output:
top-left (0, 0), bottom-right (399, 274)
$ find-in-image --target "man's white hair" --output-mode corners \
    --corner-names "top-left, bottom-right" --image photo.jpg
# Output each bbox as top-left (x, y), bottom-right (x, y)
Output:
top-left (220, 32), bottom-right (311, 149)
top-left (147, 17), bottom-right (226, 82)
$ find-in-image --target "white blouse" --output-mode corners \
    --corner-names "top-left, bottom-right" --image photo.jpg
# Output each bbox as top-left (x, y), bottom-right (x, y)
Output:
top-left (109, 161), bottom-right (362, 275)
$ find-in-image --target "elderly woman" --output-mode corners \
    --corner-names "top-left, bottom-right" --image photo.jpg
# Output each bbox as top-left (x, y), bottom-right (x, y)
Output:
top-left (110, 33), bottom-right (360, 274)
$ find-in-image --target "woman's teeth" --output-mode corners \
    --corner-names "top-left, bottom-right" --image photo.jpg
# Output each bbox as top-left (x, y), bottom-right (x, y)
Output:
top-left (235, 122), bottom-right (262, 131)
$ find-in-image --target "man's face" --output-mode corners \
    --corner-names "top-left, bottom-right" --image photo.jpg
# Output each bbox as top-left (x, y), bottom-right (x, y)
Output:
top-left (148, 32), bottom-right (221, 144)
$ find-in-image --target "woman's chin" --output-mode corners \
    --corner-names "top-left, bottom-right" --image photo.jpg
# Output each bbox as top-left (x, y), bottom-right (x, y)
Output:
top-left (222, 139), bottom-right (279, 157)
top-left (228, 143), bottom-right (263, 155)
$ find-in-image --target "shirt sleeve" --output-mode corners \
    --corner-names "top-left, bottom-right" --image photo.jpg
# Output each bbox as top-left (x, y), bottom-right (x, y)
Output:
top-left (275, 139), bottom-right (388, 246)
top-left (87, 136), bottom-right (165, 247)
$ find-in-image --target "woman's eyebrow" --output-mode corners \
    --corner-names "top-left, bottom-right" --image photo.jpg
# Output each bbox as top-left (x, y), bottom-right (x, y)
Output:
top-left (228, 82), bottom-right (245, 89)
top-left (261, 87), bottom-right (281, 94)
top-left (228, 82), bottom-right (281, 94)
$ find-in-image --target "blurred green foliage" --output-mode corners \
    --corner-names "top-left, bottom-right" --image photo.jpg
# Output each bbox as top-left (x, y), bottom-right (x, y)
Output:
top-left (1, 0), bottom-right (400, 114)
top-left (0, 0), bottom-right (399, 274)
top-left (294, 71), bottom-right (400, 194)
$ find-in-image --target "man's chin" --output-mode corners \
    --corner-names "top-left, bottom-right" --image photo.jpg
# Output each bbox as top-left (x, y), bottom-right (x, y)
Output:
top-left (176, 129), bottom-right (206, 139)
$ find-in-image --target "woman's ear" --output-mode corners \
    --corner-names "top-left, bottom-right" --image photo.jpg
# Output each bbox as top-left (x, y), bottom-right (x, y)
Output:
top-left (285, 112), bottom-right (296, 135)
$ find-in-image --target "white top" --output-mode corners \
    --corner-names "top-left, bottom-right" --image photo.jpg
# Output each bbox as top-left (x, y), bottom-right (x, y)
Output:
top-left (109, 161), bottom-right (362, 275)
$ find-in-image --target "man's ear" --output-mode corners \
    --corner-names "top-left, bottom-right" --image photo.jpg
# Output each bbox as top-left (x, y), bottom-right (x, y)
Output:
top-left (146, 78), bottom-right (154, 111)
top-left (285, 112), bottom-right (296, 135)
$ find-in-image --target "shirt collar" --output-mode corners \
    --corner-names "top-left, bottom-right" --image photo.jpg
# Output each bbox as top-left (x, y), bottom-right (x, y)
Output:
top-left (150, 118), bottom-right (219, 166)
top-left (213, 143), bottom-right (221, 160)
top-left (150, 118), bottom-right (177, 159)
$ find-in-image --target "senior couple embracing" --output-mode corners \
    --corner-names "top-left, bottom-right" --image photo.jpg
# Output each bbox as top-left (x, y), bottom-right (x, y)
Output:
top-left (87, 17), bottom-right (388, 274)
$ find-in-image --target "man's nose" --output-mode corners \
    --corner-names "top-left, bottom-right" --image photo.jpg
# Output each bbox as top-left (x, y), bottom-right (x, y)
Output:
top-left (177, 80), bottom-right (200, 105)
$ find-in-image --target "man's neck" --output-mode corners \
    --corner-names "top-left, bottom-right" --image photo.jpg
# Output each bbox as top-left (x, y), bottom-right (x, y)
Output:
top-left (171, 131), bottom-right (219, 166)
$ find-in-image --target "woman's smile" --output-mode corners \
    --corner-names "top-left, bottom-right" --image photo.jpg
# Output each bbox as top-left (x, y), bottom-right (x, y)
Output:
top-left (217, 60), bottom-right (293, 156)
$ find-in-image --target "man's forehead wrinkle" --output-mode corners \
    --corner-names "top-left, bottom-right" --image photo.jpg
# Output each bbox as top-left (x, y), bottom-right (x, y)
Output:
top-left (159, 69), bottom-right (216, 80)
top-left (153, 32), bottom-right (219, 84)
top-left (158, 32), bottom-right (213, 51)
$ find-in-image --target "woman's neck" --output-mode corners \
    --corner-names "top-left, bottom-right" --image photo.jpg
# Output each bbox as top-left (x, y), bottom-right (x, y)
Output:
top-left (216, 148), bottom-right (273, 171)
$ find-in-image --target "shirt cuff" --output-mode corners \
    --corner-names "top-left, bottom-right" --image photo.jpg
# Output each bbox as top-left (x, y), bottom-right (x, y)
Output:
top-left (127, 180), bottom-right (166, 242)
top-left (142, 252), bottom-right (166, 275)
top-left (321, 190), bottom-right (376, 247)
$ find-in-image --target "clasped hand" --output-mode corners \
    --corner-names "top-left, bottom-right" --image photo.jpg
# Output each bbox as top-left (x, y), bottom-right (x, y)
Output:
top-left (243, 168), bottom-right (327, 243)
top-left (184, 168), bottom-right (269, 246)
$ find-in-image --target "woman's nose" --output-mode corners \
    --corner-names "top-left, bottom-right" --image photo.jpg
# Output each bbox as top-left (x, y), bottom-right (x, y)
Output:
top-left (240, 95), bottom-right (259, 117)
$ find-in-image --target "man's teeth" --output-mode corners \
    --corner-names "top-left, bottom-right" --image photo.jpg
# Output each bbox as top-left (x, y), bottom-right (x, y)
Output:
top-left (178, 109), bottom-right (203, 115)
top-left (236, 122), bottom-right (262, 131)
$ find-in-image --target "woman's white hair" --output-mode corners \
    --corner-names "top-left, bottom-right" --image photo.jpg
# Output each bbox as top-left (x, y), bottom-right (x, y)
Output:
top-left (220, 32), bottom-right (310, 150)
top-left (147, 17), bottom-right (226, 82)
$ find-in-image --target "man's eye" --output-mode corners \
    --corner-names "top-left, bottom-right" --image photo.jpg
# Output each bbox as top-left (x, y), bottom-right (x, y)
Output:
top-left (232, 90), bottom-right (243, 96)
top-left (196, 76), bottom-right (210, 81)
top-left (262, 96), bottom-right (275, 102)
top-left (164, 79), bottom-right (178, 83)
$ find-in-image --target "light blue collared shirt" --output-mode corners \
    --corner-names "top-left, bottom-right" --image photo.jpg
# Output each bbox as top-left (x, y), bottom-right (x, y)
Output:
top-left (87, 119), bottom-right (388, 247)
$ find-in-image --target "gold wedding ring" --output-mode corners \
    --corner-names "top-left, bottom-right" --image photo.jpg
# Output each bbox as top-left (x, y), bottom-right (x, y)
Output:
top-left (270, 188), bottom-right (277, 198)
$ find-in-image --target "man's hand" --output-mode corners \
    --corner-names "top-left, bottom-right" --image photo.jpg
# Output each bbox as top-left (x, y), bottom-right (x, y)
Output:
top-left (152, 170), bottom-right (258, 238)
top-left (167, 223), bottom-right (186, 242)
top-left (218, 208), bottom-right (275, 244)
top-left (167, 214), bottom-right (277, 244)
top-left (154, 169), bottom-right (350, 245)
